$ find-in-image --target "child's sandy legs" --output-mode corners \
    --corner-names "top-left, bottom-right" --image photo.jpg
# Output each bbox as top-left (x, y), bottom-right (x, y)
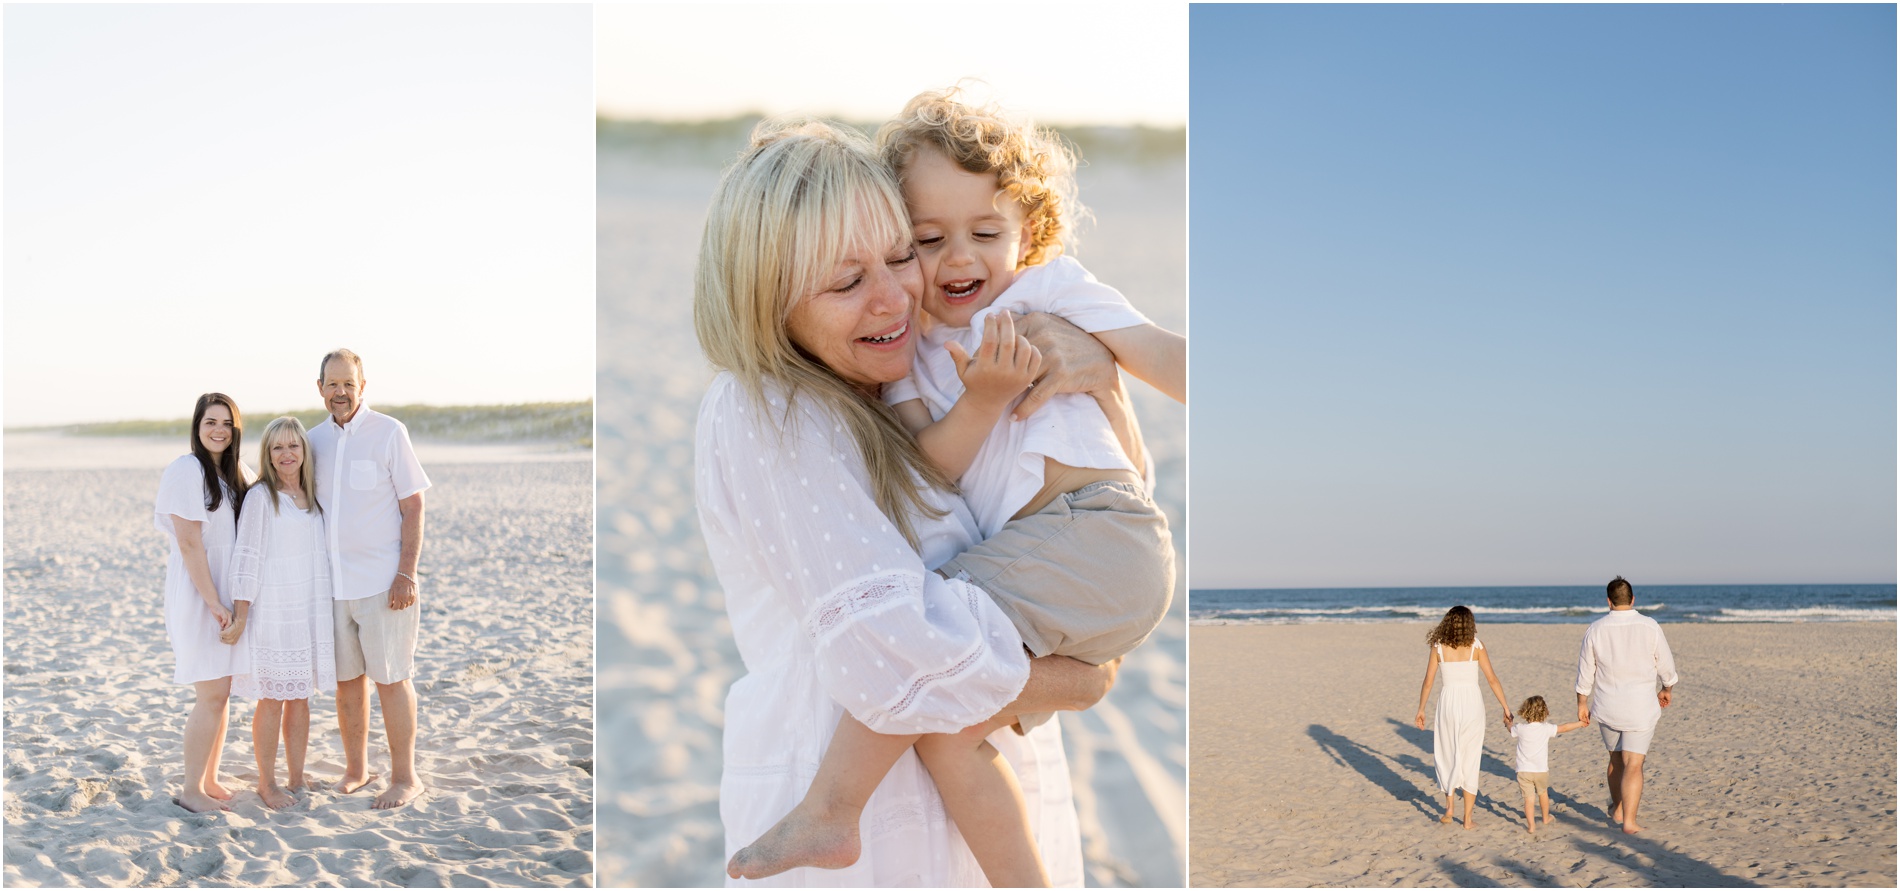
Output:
top-left (727, 714), bottom-right (1048, 887)
top-left (1539, 787), bottom-right (1552, 825)
top-left (252, 699), bottom-right (295, 809)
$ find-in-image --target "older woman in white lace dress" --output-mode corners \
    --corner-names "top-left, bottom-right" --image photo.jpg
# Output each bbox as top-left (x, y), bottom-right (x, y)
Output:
top-left (693, 119), bottom-right (1126, 887)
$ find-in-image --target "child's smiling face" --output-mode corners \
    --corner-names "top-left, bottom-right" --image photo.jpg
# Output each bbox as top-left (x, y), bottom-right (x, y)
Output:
top-left (903, 146), bottom-right (1034, 328)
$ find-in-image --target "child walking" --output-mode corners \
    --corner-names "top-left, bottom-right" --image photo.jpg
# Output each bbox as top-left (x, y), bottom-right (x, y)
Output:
top-left (1511, 695), bottom-right (1590, 834)
top-left (727, 88), bottom-right (1186, 885)
top-left (221, 417), bottom-right (336, 809)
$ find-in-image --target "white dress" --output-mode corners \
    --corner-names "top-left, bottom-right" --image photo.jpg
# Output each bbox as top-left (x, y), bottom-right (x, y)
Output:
top-left (696, 373), bottom-right (1084, 887)
top-left (228, 484), bottom-right (336, 701)
top-left (1432, 640), bottom-right (1486, 795)
top-left (155, 455), bottom-right (249, 685)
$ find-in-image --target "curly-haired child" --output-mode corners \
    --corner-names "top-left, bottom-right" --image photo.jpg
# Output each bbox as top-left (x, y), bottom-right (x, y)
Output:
top-left (727, 87), bottom-right (1187, 886)
top-left (1511, 695), bottom-right (1590, 834)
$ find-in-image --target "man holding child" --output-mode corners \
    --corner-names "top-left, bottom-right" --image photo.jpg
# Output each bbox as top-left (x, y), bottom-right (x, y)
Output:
top-left (1575, 575), bottom-right (1678, 834)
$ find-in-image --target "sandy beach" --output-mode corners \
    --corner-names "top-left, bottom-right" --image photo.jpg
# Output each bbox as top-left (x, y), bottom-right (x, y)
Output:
top-left (596, 138), bottom-right (1186, 886)
top-left (2, 442), bottom-right (594, 887)
top-left (1189, 622), bottom-right (1896, 887)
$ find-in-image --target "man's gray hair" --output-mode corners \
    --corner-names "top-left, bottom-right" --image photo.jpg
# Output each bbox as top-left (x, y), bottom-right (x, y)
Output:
top-left (319, 348), bottom-right (365, 381)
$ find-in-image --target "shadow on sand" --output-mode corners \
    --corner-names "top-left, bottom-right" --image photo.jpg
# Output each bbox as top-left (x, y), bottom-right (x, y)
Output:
top-left (1308, 724), bottom-right (1441, 818)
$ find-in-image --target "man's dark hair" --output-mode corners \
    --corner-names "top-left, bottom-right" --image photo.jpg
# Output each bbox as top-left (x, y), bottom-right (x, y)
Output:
top-left (1607, 576), bottom-right (1634, 607)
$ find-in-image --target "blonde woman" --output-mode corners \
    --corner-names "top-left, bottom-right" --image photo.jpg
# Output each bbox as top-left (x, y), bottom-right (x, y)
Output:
top-left (222, 416), bottom-right (335, 809)
top-left (1414, 605), bottom-right (1513, 829)
top-left (153, 393), bottom-right (252, 813)
top-left (693, 119), bottom-right (1132, 886)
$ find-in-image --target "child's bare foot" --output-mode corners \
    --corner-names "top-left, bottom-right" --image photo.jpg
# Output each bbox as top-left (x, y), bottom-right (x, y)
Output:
top-left (204, 778), bottom-right (236, 801)
top-left (257, 784), bottom-right (293, 809)
top-left (175, 791), bottom-right (229, 813)
top-left (335, 770), bottom-right (378, 794)
top-left (727, 801), bottom-right (862, 880)
top-left (373, 780), bottom-right (424, 810)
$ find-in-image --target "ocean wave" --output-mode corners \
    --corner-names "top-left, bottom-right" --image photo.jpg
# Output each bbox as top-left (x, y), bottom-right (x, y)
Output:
top-left (1706, 606), bottom-right (1896, 622)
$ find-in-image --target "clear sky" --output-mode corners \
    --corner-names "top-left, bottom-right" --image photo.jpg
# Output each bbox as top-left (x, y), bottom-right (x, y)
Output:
top-left (4, 4), bottom-right (595, 426)
top-left (595, 2), bottom-right (1187, 126)
top-left (1191, 4), bottom-right (1896, 588)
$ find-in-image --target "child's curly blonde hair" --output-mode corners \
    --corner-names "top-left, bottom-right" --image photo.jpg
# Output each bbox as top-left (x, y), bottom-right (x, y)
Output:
top-left (875, 86), bottom-right (1081, 269)
top-left (1518, 695), bottom-right (1550, 724)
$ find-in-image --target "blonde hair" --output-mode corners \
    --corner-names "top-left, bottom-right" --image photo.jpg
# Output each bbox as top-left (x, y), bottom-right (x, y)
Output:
top-left (693, 118), bottom-right (953, 549)
top-left (1426, 605), bottom-right (1477, 649)
top-left (255, 417), bottom-right (321, 516)
top-left (1518, 695), bottom-right (1550, 724)
top-left (875, 87), bottom-right (1081, 268)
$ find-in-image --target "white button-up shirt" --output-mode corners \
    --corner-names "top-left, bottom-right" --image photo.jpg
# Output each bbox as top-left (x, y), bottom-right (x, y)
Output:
top-left (1575, 609), bottom-right (1679, 733)
top-left (307, 404), bottom-right (431, 601)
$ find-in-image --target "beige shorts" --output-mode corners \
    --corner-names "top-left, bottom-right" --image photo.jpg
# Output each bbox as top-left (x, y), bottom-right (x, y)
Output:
top-left (1600, 724), bottom-right (1656, 755)
top-left (1517, 771), bottom-right (1550, 796)
top-left (334, 593), bottom-right (419, 685)
top-left (941, 479), bottom-right (1174, 734)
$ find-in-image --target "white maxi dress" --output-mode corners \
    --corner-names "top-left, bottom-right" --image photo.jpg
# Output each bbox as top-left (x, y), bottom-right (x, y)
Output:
top-left (229, 484), bottom-right (336, 701)
top-left (1432, 639), bottom-right (1486, 795)
top-left (155, 455), bottom-right (249, 685)
top-left (696, 373), bottom-right (1084, 887)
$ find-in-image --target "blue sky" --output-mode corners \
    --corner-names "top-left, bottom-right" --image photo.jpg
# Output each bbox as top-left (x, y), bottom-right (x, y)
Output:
top-left (1190, 4), bottom-right (1895, 588)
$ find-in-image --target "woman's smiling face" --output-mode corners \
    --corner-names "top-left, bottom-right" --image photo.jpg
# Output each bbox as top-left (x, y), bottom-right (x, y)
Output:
top-left (198, 403), bottom-right (235, 456)
top-left (269, 429), bottom-right (304, 480)
top-left (787, 236), bottom-right (923, 395)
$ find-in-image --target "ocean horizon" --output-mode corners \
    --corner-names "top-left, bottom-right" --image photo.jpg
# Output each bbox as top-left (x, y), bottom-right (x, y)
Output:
top-left (1190, 584), bottom-right (1897, 625)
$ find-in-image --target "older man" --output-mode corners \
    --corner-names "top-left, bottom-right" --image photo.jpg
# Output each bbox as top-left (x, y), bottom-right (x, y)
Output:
top-left (1575, 576), bottom-right (1678, 834)
top-left (307, 348), bottom-right (431, 809)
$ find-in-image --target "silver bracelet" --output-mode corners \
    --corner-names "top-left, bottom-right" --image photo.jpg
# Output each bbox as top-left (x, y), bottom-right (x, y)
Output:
top-left (396, 570), bottom-right (418, 585)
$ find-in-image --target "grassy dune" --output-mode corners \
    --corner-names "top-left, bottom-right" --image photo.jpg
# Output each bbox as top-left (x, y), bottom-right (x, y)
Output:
top-left (12, 401), bottom-right (592, 446)
top-left (597, 115), bottom-right (1186, 166)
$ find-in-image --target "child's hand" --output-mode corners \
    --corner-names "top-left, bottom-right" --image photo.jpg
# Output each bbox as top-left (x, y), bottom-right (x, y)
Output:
top-left (947, 310), bottom-right (1042, 409)
top-left (219, 617), bottom-right (245, 646)
top-left (1502, 712), bottom-right (1515, 729)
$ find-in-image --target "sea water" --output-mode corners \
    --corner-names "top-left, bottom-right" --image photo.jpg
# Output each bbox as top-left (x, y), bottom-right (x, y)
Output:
top-left (1189, 584), bottom-right (1896, 625)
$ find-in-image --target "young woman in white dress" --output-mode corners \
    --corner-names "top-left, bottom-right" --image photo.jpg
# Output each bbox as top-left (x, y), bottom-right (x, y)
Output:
top-left (1414, 605), bottom-right (1513, 829)
top-left (221, 416), bottom-right (336, 809)
top-left (153, 393), bottom-right (253, 813)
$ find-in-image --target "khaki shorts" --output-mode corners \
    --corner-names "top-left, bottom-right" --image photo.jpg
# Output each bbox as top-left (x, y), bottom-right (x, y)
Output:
top-left (942, 479), bottom-right (1174, 734)
top-left (334, 593), bottom-right (419, 685)
top-left (1517, 771), bottom-right (1550, 796)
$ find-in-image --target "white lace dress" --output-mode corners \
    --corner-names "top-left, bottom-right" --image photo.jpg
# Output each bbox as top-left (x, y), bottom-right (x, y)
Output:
top-left (155, 455), bottom-right (249, 685)
top-left (696, 373), bottom-right (1084, 887)
top-left (228, 484), bottom-right (336, 701)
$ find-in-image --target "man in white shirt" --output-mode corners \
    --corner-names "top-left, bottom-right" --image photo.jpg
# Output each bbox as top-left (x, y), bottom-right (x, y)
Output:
top-left (1575, 576), bottom-right (1678, 835)
top-left (307, 349), bottom-right (431, 809)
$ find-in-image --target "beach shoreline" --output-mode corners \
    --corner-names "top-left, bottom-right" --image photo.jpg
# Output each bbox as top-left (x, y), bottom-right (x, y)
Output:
top-left (1189, 622), bottom-right (1896, 887)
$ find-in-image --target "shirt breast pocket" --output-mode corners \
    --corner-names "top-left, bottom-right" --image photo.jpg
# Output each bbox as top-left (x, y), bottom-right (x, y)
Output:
top-left (349, 459), bottom-right (381, 491)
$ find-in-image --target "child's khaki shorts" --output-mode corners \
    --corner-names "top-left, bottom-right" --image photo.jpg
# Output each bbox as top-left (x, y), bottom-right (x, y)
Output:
top-left (941, 479), bottom-right (1176, 666)
top-left (1516, 771), bottom-right (1550, 795)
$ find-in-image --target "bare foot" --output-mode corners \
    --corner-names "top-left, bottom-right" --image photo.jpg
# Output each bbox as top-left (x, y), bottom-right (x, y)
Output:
top-left (286, 774), bottom-right (307, 793)
top-left (372, 780), bottom-right (424, 810)
top-left (1439, 811), bottom-right (1455, 824)
top-left (1622, 821), bottom-right (1644, 834)
top-left (1526, 826), bottom-right (1537, 836)
top-left (175, 792), bottom-right (229, 814)
top-left (1463, 820), bottom-right (1476, 831)
top-left (335, 771), bottom-right (379, 794)
top-left (727, 800), bottom-right (862, 880)
top-left (204, 778), bottom-right (236, 801)
top-left (1609, 806), bottom-right (1623, 824)
top-left (258, 784), bottom-right (294, 809)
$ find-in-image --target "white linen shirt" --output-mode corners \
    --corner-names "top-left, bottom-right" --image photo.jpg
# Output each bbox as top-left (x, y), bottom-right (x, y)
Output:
top-left (884, 255), bottom-right (1152, 538)
top-left (696, 373), bottom-right (1083, 887)
top-left (307, 405), bottom-right (431, 602)
top-left (1574, 609), bottom-right (1679, 733)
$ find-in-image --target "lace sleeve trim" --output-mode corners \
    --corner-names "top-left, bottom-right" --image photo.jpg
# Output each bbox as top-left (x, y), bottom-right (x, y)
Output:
top-left (803, 570), bottom-right (923, 645)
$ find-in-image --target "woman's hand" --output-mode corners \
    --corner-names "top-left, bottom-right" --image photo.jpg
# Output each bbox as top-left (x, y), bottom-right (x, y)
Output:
top-left (218, 613), bottom-right (244, 645)
top-left (1501, 712), bottom-right (1515, 729)
top-left (205, 599), bottom-right (232, 630)
top-left (1013, 312), bottom-right (1119, 419)
top-left (1414, 710), bottom-right (1427, 730)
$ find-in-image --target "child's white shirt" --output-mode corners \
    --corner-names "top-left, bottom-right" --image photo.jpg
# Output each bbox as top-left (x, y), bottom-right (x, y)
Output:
top-left (1510, 720), bottom-right (1561, 773)
top-left (884, 255), bottom-right (1151, 538)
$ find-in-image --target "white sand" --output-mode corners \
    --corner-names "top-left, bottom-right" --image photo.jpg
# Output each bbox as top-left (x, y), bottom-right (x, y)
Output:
top-left (2, 459), bottom-right (594, 887)
top-left (1190, 622), bottom-right (1897, 887)
top-left (596, 148), bottom-right (1186, 886)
